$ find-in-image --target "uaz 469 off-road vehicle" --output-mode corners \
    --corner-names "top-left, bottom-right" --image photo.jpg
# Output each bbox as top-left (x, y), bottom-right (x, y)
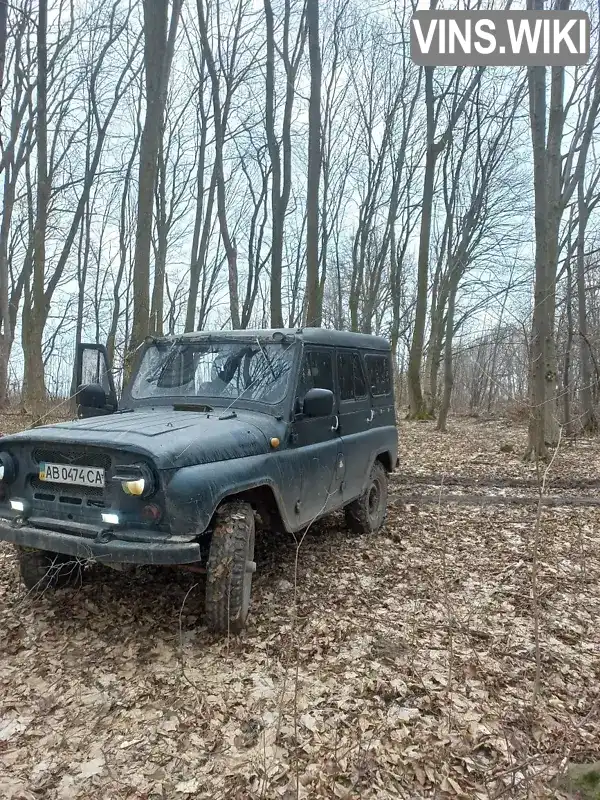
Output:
top-left (0, 328), bottom-right (398, 633)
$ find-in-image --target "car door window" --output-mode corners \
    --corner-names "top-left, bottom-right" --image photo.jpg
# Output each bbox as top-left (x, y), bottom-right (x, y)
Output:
top-left (296, 349), bottom-right (334, 403)
top-left (337, 351), bottom-right (367, 401)
top-left (364, 354), bottom-right (392, 397)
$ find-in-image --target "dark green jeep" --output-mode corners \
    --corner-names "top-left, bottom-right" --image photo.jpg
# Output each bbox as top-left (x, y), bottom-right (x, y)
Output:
top-left (0, 328), bottom-right (398, 633)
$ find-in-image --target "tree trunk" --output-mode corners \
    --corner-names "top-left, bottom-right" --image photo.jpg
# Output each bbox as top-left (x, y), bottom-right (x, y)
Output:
top-left (563, 255), bottom-right (574, 436)
top-left (407, 66), bottom-right (436, 419)
top-left (304, 0), bottom-right (322, 327)
top-left (577, 180), bottom-right (597, 432)
top-left (437, 282), bottom-right (457, 433)
top-left (197, 0), bottom-right (239, 329)
top-left (0, 0), bottom-right (7, 95)
top-left (22, 0), bottom-right (48, 415)
top-left (264, 0), bottom-right (283, 328)
top-left (128, 0), bottom-right (180, 359)
top-left (525, 58), bottom-right (549, 460)
top-left (150, 142), bottom-right (167, 336)
top-left (69, 197), bottom-right (91, 411)
top-left (0, 0), bottom-right (9, 403)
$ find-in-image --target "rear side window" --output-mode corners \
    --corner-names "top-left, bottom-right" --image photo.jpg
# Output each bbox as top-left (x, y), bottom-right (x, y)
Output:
top-left (337, 351), bottom-right (367, 401)
top-left (297, 349), bottom-right (334, 397)
top-left (365, 354), bottom-right (392, 396)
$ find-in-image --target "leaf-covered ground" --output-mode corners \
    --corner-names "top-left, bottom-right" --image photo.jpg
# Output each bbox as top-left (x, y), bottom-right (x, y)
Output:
top-left (0, 415), bottom-right (599, 799)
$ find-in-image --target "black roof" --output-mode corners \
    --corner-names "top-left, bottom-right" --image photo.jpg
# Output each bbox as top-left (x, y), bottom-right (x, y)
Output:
top-left (166, 327), bottom-right (391, 352)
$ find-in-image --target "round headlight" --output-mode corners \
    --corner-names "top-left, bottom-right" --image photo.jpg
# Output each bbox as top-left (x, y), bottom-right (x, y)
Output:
top-left (0, 452), bottom-right (17, 483)
top-left (122, 478), bottom-right (145, 496)
top-left (116, 463), bottom-right (155, 498)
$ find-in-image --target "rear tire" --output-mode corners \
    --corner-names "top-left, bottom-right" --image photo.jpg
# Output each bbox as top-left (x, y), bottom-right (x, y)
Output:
top-left (205, 502), bottom-right (256, 634)
top-left (16, 546), bottom-right (83, 593)
top-left (344, 460), bottom-right (388, 535)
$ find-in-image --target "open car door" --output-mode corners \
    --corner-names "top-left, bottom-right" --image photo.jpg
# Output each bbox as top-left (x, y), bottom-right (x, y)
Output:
top-left (75, 343), bottom-right (118, 418)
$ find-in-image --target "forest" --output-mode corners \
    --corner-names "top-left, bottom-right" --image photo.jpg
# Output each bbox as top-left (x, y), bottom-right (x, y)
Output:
top-left (0, 0), bottom-right (599, 459)
top-left (1, 3), bottom-right (600, 798)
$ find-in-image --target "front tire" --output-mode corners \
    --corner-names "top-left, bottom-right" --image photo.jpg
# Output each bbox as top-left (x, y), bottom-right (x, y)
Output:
top-left (16, 546), bottom-right (83, 592)
top-left (344, 460), bottom-right (388, 535)
top-left (205, 502), bottom-right (256, 634)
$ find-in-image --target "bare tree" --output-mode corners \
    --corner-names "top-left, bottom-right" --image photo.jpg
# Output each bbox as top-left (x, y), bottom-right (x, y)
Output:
top-left (197, 0), bottom-right (254, 330)
top-left (264, 0), bottom-right (306, 328)
top-left (0, 3), bottom-right (35, 404)
top-left (407, 62), bottom-right (483, 419)
top-left (526, 0), bottom-right (600, 458)
top-left (128, 0), bottom-right (181, 360)
top-left (22, 0), bottom-right (48, 414)
top-left (0, 0), bottom-right (7, 99)
top-left (303, 0), bottom-right (322, 326)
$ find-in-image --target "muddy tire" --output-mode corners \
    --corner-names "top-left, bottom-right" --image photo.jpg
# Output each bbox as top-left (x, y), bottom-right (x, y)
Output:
top-left (344, 460), bottom-right (388, 535)
top-left (17, 546), bottom-right (83, 593)
top-left (205, 502), bottom-right (256, 634)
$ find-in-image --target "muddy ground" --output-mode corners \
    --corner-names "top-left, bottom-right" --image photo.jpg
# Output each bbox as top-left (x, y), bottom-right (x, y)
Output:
top-left (0, 414), bottom-right (599, 799)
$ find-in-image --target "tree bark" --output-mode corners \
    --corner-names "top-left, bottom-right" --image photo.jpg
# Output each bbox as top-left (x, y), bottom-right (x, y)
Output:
top-left (563, 255), bottom-right (574, 436)
top-left (304, 0), bottom-right (322, 327)
top-left (197, 0), bottom-right (239, 329)
top-left (437, 280), bottom-right (458, 433)
top-left (525, 55), bottom-right (549, 460)
top-left (0, 0), bottom-right (7, 96)
top-left (407, 66), bottom-right (436, 418)
top-left (577, 179), bottom-right (597, 432)
top-left (128, 0), bottom-right (181, 359)
top-left (263, 0), bottom-right (283, 328)
top-left (22, 0), bottom-right (48, 415)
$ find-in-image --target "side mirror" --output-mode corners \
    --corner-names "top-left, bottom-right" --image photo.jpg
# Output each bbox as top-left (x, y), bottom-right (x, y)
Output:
top-left (302, 387), bottom-right (334, 418)
top-left (76, 383), bottom-right (113, 418)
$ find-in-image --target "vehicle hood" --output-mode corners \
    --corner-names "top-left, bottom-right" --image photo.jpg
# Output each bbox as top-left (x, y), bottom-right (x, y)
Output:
top-left (1, 409), bottom-right (282, 469)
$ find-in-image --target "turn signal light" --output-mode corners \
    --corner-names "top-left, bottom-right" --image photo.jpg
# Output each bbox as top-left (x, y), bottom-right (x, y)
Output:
top-left (141, 504), bottom-right (162, 523)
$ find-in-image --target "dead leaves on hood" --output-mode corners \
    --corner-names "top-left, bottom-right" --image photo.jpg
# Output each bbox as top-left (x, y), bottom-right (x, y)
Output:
top-left (0, 416), bottom-right (599, 799)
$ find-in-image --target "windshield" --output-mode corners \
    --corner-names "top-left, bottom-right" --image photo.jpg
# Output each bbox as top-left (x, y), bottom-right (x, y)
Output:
top-left (129, 340), bottom-right (296, 406)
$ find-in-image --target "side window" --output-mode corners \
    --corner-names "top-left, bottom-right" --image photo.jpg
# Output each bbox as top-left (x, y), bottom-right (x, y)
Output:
top-left (337, 351), bottom-right (367, 401)
top-left (296, 349), bottom-right (334, 400)
top-left (365, 354), bottom-right (392, 397)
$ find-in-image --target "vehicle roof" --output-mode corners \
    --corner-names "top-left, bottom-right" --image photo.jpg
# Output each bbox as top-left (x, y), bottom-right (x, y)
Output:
top-left (159, 327), bottom-right (391, 352)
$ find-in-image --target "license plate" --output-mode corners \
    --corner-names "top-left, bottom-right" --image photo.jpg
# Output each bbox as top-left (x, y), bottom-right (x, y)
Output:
top-left (39, 462), bottom-right (105, 488)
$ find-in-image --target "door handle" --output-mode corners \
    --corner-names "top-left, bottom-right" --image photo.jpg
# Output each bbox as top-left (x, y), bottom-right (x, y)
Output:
top-left (331, 415), bottom-right (339, 432)
top-left (366, 409), bottom-right (374, 423)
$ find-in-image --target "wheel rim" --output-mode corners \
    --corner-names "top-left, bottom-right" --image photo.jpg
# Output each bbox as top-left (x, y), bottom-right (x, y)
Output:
top-left (367, 473), bottom-right (386, 527)
top-left (368, 481), bottom-right (380, 517)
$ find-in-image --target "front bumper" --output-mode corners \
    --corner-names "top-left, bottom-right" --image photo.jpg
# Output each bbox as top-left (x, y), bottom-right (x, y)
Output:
top-left (0, 516), bottom-right (201, 565)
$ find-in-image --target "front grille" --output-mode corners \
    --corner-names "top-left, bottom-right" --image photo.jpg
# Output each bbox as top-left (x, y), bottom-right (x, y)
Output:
top-left (32, 447), bottom-right (111, 470)
top-left (28, 447), bottom-right (111, 514)
top-left (30, 477), bottom-right (104, 499)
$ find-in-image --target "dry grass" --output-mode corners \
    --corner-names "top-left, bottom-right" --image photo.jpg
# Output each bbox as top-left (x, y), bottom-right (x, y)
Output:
top-left (0, 415), bottom-right (599, 799)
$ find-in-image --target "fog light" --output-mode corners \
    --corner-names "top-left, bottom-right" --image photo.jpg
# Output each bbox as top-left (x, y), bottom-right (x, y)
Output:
top-left (101, 512), bottom-right (119, 526)
top-left (122, 478), bottom-right (145, 496)
top-left (10, 499), bottom-right (25, 513)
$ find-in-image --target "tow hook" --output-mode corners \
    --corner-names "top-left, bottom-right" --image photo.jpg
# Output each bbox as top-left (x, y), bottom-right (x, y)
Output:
top-left (95, 530), bottom-right (113, 544)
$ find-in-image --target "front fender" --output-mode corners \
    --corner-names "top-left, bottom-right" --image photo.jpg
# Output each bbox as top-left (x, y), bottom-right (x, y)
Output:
top-left (164, 453), bottom-right (294, 535)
